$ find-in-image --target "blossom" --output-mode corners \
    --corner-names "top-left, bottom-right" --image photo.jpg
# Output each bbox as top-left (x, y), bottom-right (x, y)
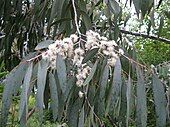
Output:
top-left (78, 91), bottom-right (84, 98)
top-left (70, 34), bottom-right (78, 42)
top-left (118, 48), bottom-right (124, 55)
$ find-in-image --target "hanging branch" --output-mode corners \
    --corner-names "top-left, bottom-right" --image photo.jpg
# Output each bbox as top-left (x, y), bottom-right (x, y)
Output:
top-left (120, 29), bottom-right (170, 44)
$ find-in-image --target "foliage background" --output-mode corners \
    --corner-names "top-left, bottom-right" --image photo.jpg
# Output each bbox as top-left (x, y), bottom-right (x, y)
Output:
top-left (0, 0), bottom-right (170, 126)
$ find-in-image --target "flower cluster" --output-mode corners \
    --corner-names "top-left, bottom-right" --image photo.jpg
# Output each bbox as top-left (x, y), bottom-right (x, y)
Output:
top-left (76, 65), bottom-right (91, 87)
top-left (42, 34), bottom-right (78, 69)
top-left (41, 30), bottom-right (124, 88)
top-left (85, 30), bottom-right (124, 66)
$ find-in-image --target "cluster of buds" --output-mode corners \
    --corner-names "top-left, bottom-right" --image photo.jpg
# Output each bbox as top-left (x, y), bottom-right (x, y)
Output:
top-left (41, 30), bottom-right (124, 89)
top-left (85, 30), bottom-right (124, 66)
top-left (76, 65), bottom-right (91, 87)
top-left (42, 34), bottom-right (78, 69)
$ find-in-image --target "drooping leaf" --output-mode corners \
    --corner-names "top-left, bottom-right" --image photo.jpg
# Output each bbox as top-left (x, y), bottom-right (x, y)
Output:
top-left (136, 67), bottom-right (147, 127)
top-left (36, 59), bottom-right (49, 124)
top-left (19, 62), bottom-right (33, 123)
top-left (56, 55), bottom-right (67, 96)
top-left (83, 60), bottom-right (98, 86)
top-left (35, 40), bottom-right (54, 50)
top-left (152, 74), bottom-right (167, 127)
top-left (0, 62), bottom-right (29, 126)
top-left (81, 11), bottom-right (92, 30)
top-left (126, 74), bottom-right (132, 127)
top-left (119, 77), bottom-right (127, 126)
top-left (65, 76), bottom-right (76, 100)
top-left (67, 98), bottom-right (82, 127)
top-left (49, 72), bottom-right (58, 121)
top-left (141, 0), bottom-right (150, 18)
top-left (158, 16), bottom-right (164, 37)
top-left (49, 0), bottom-right (66, 24)
top-left (107, 0), bottom-right (121, 16)
top-left (98, 64), bottom-right (109, 116)
top-left (82, 48), bottom-right (99, 64)
top-left (106, 58), bottom-right (122, 116)
top-left (132, 0), bottom-right (142, 17)
top-left (78, 106), bottom-right (85, 127)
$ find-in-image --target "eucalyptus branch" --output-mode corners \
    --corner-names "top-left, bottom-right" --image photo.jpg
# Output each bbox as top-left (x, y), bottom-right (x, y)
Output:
top-left (120, 29), bottom-right (170, 44)
top-left (84, 95), bottom-right (103, 126)
top-left (72, 0), bottom-right (81, 35)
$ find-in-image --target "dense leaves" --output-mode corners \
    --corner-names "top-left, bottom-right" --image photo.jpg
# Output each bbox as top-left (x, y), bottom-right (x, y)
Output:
top-left (0, 0), bottom-right (170, 127)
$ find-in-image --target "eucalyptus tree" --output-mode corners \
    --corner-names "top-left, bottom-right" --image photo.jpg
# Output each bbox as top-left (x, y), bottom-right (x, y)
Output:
top-left (0, 0), bottom-right (170, 126)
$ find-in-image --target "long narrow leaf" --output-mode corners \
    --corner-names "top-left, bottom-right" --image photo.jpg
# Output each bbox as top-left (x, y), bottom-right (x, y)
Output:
top-left (49, 72), bottom-right (59, 121)
top-left (78, 106), bottom-right (85, 127)
top-left (107, 58), bottom-right (122, 116)
top-left (98, 64), bottom-right (109, 116)
top-left (19, 62), bottom-right (33, 122)
top-left (126, 74), bottom-right (132, 127)
top-left (56, 55), bottom-right (67, 96)
top-left (136, 67), bottom-right (147, 127)
top-left (36, 59), bottom-right (49, 124)
top-left (0, 63), bottom-right (29, 126)
top-left (152, 74), bottom-right (167, 127)
top-left (83, 60), bottom-right (98, 86)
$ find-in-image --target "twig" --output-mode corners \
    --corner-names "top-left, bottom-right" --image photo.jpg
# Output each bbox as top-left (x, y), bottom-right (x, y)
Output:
top-left (120, 29), bottom-right (170, 44)
top-left (27, 107), bottom-right (36, 120)
top-left (72, 0), bottom-right (81, 35)
top-left (84, 95), bottom-right (103, 125)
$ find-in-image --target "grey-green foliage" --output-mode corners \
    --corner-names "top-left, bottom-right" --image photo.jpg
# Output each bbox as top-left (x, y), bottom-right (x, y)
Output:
top-left (0, 44), bottom-right (169, 126)
top-left (0, 0), bottom-right (170, 126)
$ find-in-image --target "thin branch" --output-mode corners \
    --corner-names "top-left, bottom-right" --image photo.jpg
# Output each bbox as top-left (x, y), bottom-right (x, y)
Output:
top-left (27, 107), bottom-right (36, 120)
top-left (85, 95), bottom-right (103, 125)
top-left (72, 0), bottom-right (81, 35)
top-left (120, 29), bottom-right (170, 44)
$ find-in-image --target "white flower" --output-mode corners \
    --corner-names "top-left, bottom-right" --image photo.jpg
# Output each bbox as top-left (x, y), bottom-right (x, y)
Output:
top-left (100, 36), bottom-right (108, 41)
top-left (74, 48), bottom-right (84, 56)
top-left (78, 91), bottom-right (84, 98)
top-left (118, 48), bottom-right (124, 55)
top-left (63, 37), bottom-right (72, 44)
top-left (103, 50), bottom-right (110, 56)
top-left (108, 57), bottom-right (117, 66)
top-left (70, 34), bottom-right (78, 42)
top-left (107, 46), bottom-right (114, 52)
top-left (110, 40), bottom-right (117, 46)
top-left (76, 79), bottom-right (84, 87)
top-left (41, 52), bottom-right (49, 60)
top-left (110, 52), bottom-right (118, 58)
top-left (48, 43), bottom-right (56, 51)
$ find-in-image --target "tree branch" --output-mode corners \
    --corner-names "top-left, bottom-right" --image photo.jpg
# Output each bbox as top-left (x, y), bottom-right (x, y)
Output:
top-left (120, 29), bottom-right (170, 44)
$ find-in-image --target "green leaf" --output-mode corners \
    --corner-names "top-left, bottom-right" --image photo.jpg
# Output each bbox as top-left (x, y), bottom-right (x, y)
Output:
top-left (158, 16), bottom-right (164, 37)
top-left (132, 0), bottom-right (142, 17)
top-left (98, 64), bottom-right (109, 116)
top-left (152, 74), bottom-right (167, 127)
top-left (106, 58), bottom-right (122, 116)
top-left (82, 48), bottom-right (99, 64)
top-left (56, 55), bottom-right (67, 96)
top-left (35, 40), bottom-right (54, 50)
top-left (83, 60), bottom-right (98, 86)
top-left (126, 74), bottom-right (132, 127)
top-left (0, 62), bottom-right (29, 126)
top-left (107, 0), bottom-right (121, 16)
top-left (19, 62), bottom-right (33, 122)
top-left (136, 67), bottom-right (147, 127)
top-left (78, 106), bottom-right (85, 127)
top-left (49, 72), bottom-right (59, 121)
top-left (119, 78), bottom-right (127, 126)
top-left (36, 59), bottom-right (49, 124)
top-left (49, 0), bottom-right (66, 24)
top-left (81, 11), bottom-right (92, 30)
top-left (141, 0), bottom-right (150, 18)
top-left (67, 98), bottom-right (81, 127)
